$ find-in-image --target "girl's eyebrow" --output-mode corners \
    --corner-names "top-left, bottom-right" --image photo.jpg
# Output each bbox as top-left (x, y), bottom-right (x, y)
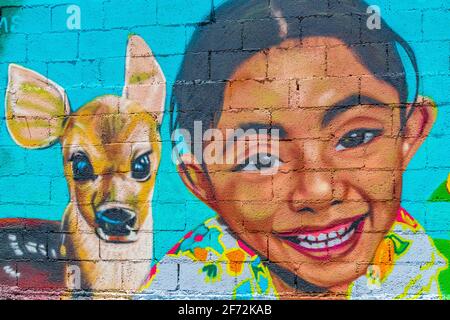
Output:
top-left (224, 123), bottom-right (288, 149)
top-left (321, 94), bottom-right (387, 127)
top-left (237, 123), bottom-right (287, 138)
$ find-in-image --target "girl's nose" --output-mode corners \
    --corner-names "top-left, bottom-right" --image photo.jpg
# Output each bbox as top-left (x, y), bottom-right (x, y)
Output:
top-left (302, 139), bottom-right (329, 170)
top-left (288, 139), bottom-right (341, 213)
top-left (289, 171), bottom-right (334, 213)
top-left (290, 177), bottom-right (349, 214)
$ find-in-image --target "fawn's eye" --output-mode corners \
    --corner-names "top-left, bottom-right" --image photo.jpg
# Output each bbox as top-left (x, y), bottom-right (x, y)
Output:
top-left (131, 152), bottom-right (151, 181)
top-left (71, 153), bottom-right (96, 181)
top-left (336, 128), bottom-right (383, 151)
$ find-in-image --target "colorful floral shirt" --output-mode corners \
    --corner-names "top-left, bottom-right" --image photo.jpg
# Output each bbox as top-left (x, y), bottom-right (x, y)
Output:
top-left (136, 208), bottom-right (448, 300)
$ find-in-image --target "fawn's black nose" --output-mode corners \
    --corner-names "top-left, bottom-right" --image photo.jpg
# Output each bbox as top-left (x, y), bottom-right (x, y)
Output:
top-left (95, 208), bottom-right (136, 238)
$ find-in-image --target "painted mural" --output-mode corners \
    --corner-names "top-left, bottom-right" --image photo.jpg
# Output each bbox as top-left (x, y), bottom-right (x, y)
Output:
top-left (0, 0), bottom-right (449, 300)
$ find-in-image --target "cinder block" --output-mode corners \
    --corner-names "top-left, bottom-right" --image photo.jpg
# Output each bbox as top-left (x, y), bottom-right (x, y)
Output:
top-left (0, 34), bottom-right (27, 63)
top-left (382, 10), bottom-right (423, 42)
top-left (104, 0), bottom-right (157, 28)
top-left (79, 30), bottom-right (129, 59)
top-left (28, 32), bottom-right (78, 62)
top-left (157, 0), bottom-right (212, 25)
top-left (2, 5), bottom-right (51, 34)
top-left (153, 202), bottom-right (186, 231)
top-left (413, 41), bottom-right (449, 76)
top-left (131, 26), bottom-right (187, 55)
top-left (0, 147), bottom-right (27, 176)
top-left (0, 175), bottom-right (51, 204)
top-left (423, 10), bottom-right (450, 41)
top-left (187, 21), bottom-right (242, 52)
top-left (389, 0), bottom-right (447, 10)
top-left (243, 18), bottom-right (300, 51)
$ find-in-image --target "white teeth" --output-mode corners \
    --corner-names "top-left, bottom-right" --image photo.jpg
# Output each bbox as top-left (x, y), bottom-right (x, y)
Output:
top-left (289, 222), bottom-right (359, 251)
top-left (299, 241), bottom-right (313, 249)
top-left (341, 228), bottom-right (355, 242)
top-left (328, 231), bottom-right (338, 239)
top-left (327, 238), bottom-right (342, 247)
top-left (341, 233), bottom-right (350, 242)
top-left (311, 243), bottom-right (323, 249)
top-left (317, 233), bottom-right (327, 241)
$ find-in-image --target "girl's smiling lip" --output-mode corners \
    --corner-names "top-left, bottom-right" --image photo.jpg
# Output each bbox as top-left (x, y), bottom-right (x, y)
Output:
top-left (274, 213), bottom-right (369, 260)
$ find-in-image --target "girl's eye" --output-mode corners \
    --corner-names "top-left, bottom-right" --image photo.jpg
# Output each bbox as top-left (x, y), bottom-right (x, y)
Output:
top-left (336, 128), bottom-right (383, 151)
top-left (131, 152), bottom-right (151, 181)
top-left (71, 153), bottom-right (96, 181)
top-left (233, 153), bottom-right (283, 173)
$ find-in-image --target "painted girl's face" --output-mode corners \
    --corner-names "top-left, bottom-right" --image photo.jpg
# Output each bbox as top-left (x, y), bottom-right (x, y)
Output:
top-left (180, 37), bottom-right (433, 292)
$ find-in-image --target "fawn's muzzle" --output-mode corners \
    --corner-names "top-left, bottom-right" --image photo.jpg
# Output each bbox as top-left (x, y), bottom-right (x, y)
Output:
top-left (95, 208), bottom-right (137, 243)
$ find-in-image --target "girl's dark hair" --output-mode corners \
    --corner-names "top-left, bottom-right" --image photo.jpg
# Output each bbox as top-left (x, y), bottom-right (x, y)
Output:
top-left (170, 0), bottom-right (419, 148)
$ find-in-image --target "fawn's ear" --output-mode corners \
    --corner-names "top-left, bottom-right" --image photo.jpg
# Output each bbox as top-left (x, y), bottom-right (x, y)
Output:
top-left (5, 64), bottom-right (70, 149)
top-left (123, 35), bottom-right (166, 124)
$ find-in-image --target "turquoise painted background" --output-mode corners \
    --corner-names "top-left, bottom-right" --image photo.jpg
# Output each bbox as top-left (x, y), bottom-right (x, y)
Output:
top-left (0, 0), bottom-right (448, 261)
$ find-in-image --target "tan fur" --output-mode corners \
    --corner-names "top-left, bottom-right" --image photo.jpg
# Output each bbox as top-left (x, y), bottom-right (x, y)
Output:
top-left (5, 36), bottom-right (165, 298)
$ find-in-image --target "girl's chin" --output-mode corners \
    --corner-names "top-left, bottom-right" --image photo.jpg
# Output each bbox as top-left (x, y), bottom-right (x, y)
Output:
top-left (284, 261), bottom-right (367, 292)
top-left (275, 243), bottom-right (380, 292)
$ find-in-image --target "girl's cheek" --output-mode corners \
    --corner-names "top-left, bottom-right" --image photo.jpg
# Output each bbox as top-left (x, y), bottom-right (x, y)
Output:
top-left (217, 201), bottom-right (274, 234)
top-left (363, 140), bottom-right (402, 169)
top-left (242, 206), bottom-right (276, 227)
top-left (371, 201), bottom-right (400, 232)
top-left (214, 173), bottom-right (274, 201)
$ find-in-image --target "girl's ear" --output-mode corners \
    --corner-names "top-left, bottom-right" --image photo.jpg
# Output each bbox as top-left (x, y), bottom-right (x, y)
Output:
top-left (401, 96), bottom-right (437, 167)
top-left (177, 153), bottom-right (216, 206)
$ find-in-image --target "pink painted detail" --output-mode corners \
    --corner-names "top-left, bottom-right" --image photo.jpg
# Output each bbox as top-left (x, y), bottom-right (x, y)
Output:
top-left (396, 207), bottom-right (418, 229)
top-left (145, 265), bottom-right (158, 282)
top-left (150, 265), bottom-right (157, 276)
top-left (168, 242), bottom-right (181, 255)
top-left (284, 219), bottom-right (365, 259)
top-left (194, 235), bottom-right (204, 242)
top-left (237, 240), bottom-right (256, 257)
top-left (276, 215), bottom-right (361, 238)
top-left (184, 231), bottom-right (193, 239)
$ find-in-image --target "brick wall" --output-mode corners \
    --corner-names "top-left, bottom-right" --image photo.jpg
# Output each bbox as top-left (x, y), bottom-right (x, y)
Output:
top-left (0, 0), bottom-right (449, 300)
